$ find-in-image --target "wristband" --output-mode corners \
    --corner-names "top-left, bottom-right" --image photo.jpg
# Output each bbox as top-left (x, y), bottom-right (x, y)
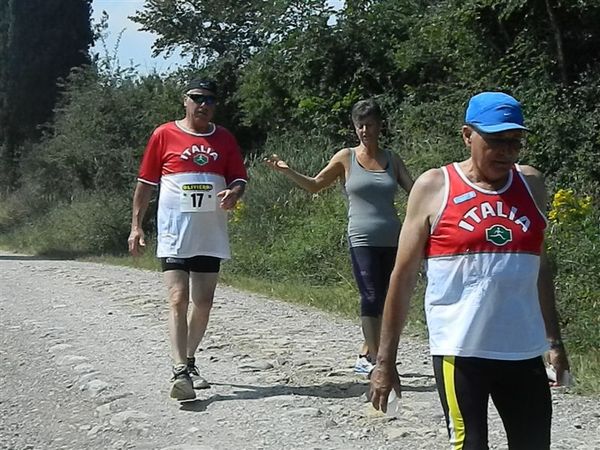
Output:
top-left (548, 339), bottom-right (564, 349)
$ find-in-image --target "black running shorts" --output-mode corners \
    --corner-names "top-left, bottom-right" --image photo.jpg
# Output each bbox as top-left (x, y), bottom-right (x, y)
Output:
top-left (160, 255), bottom-right (221, 273)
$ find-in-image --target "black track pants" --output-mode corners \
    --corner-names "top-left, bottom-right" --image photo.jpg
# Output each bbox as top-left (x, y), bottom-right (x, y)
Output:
top-left (433, 355), bottom-right (551, 450)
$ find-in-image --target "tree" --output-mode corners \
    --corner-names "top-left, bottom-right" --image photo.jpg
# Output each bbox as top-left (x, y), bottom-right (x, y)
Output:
top-left (131, 0), bottom-right (334, 149)
top-left (392, 0), bottom-right (600, 89)
top-left (0, 0), bottom-right (94, 189)
top-left (236, 0), bottom-right (430, 140)
top-left (132, 0), bottom-right (333, 64)
top-left (22, 68), bottom-right (182, 200)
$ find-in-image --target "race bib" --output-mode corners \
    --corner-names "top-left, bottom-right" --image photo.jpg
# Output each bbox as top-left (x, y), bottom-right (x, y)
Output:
top-left (180, 183), bottom-right (216, 212)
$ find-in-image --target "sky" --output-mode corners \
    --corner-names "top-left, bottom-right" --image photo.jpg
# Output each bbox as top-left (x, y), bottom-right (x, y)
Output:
top-left (91, 0), bottom-right (343, 75)
top-left (91, 0), bottom-right (188, 74)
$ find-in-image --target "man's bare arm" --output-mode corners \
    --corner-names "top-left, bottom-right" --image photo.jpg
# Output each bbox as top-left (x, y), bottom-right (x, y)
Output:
top-left (521, 165), bottom-right (570, 382)
top-left (128, 181), bottom-right (155, 256)
top-left (371, 168), bottom-right (444, 411)
top-left (377, 168), bottom-right (444, 364)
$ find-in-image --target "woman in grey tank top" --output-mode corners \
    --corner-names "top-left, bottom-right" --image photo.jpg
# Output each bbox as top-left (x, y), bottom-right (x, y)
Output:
top-left (265, 99), bottom-right (413, 375)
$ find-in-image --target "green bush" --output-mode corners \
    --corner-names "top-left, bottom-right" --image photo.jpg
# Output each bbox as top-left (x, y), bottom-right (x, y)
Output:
top-left (382, 91), bottom-right (469, 175)
top-left (17, 68), bottom-right (183, 201)
top-left (227, 132), bottom-right (351, 284)
top-left (0, 184), bottom-right (53, 233)
top-left (523, 75), bottom-right (600, 198)
top-left (3, 193), bottom-right (130, 257)
top-left (546, 189), bottom-right (599, 355)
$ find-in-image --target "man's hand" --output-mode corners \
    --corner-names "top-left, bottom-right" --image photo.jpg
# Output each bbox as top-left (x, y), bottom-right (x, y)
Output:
top-left (128, 228), bottom-right (146, 257)
top-left (370, 362), bottom-right (402, 413)
top-left (547, 345), bottom-right (570, 387)
top-left (217, 189), bottom-right (239, 210)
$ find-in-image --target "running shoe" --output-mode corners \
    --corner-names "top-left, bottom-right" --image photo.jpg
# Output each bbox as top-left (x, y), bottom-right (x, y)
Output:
top-left (354, 354), bottom-right (375, 375)
top-left (187, 357), bottom-right (210, 390)
top-left (170, 364), bottom-right (196, 401)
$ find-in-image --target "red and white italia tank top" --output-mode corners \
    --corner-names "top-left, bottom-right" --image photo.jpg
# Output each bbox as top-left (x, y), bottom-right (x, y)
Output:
top-left (138, 121), bottom-right (247, 259)
top-left (424, 163), bottom-right (549, 360)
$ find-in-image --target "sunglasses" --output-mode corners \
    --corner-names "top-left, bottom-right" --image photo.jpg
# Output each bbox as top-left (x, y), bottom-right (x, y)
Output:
top-left (480, 134), bottom-right (525, 150)
top-left (186, 94), bottom-right (216, 105)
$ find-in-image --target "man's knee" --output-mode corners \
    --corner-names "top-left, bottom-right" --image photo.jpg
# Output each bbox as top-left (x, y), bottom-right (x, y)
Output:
top-left (168, 287), bottom-right (189, 309)
top-left (189, 272), bottom-right (218, 308)
top-left (191, 294), bottom-right (214, 310)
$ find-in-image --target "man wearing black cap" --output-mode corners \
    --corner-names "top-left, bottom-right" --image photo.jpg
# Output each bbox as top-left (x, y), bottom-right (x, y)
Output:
top-left (370, 92), bottom-right (570, 448)
top-left (128, 79), bottom-right (247, 401)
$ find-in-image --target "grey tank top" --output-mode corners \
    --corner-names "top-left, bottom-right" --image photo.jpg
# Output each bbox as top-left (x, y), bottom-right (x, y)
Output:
top-left (345, 149), bottom-right (401, 247)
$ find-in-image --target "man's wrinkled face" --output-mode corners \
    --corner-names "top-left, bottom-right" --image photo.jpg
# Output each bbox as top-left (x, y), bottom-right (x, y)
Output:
top-left (184, 88), bottom-right (216, 122)
top-left (463, 126), bottom-right (525, 180)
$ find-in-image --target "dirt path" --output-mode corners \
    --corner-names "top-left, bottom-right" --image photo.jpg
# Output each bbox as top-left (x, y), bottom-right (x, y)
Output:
top-left (1, 252), bottom-right (598, 450)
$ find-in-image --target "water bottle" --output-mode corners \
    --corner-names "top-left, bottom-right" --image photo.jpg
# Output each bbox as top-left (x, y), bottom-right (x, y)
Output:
top-left (546, 365), bottom-right (573, 387)
top-left (386, 389), bottom-right (401, 417)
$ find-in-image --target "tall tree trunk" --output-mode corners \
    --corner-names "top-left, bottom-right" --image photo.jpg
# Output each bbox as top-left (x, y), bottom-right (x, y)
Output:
top-left (544, 0), bottom-right (568, 84)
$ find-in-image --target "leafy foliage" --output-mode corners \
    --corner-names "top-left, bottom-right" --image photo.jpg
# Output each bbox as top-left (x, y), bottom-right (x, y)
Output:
top-left (0, 0), bottom-right (94, 189)
top-left (3, 193), bottom-right (132, 257)
top-left (228, 132), bottom-right (350, 284)
top-left (546, 189), bottom-right (599, 354)
top-left (132, 0), bottom-right (335, 149)
top-left (21, 69), bottom-right (182, 199)
top-left (132, 0), bottom-right (333, 63)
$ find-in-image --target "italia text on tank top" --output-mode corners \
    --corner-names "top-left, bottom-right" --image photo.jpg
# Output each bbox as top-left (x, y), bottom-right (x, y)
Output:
top-left (424, 163), bottom-right (549, 360)
top-left (345, 149), bottom-right (400, 247)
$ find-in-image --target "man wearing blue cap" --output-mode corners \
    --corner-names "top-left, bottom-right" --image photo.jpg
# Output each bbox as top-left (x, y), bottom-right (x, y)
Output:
top-left (370, 92), bottom-right (570, 449)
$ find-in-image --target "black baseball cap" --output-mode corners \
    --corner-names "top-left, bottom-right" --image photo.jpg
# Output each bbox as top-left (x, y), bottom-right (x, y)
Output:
top-left (185, 79), bottom-right (217, 96)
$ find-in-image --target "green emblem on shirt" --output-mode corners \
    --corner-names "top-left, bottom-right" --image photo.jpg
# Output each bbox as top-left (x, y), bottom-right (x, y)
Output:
top-left (486, 224), bottom-right (512, 246)
top-left (193, 154), bottom-right (209, 166)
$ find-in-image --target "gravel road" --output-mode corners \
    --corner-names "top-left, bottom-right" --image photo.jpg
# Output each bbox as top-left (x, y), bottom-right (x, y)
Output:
top-left (1, 252), bottom-right (598, 450)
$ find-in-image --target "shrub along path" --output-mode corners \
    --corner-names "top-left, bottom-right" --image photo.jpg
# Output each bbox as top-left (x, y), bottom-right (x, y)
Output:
top-left (1, 252), bottom-right (598, 449)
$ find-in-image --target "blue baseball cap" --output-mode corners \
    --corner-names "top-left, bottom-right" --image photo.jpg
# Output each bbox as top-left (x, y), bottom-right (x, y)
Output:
top-left (465, 92), bottom-right (528, 134)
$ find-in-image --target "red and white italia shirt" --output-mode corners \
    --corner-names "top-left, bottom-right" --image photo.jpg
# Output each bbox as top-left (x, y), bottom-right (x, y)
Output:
top-left (138, 121), bottom-right (247, 259)
top-left (424, 163), bottom-right (549, 360)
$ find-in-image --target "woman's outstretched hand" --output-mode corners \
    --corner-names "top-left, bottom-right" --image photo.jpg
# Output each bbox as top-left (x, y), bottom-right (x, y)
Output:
top-left (264, 154), bottom-right (289, 171)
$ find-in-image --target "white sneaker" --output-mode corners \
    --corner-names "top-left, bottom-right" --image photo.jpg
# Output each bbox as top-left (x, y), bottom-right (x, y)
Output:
top-left (187, 357), bottom-right (210, 389)
top-left (354, 355), bottom-right (375, 376)
top-left (170, 365), bottom-right (196, 401)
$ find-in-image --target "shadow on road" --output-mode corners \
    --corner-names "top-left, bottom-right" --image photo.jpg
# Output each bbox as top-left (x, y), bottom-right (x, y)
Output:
top-left (0, 249), bottom-right (123, 261)
top-left (179, 378), bottom-right (436, 412)
top-left (401, 372), bottom-right (435, 379)
top-left (0, 254), bottom-right (75, 261)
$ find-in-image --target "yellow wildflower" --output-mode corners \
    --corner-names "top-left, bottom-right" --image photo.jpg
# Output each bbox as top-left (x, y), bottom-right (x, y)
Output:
top-left (549, 188), bottom-right (593, 224)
